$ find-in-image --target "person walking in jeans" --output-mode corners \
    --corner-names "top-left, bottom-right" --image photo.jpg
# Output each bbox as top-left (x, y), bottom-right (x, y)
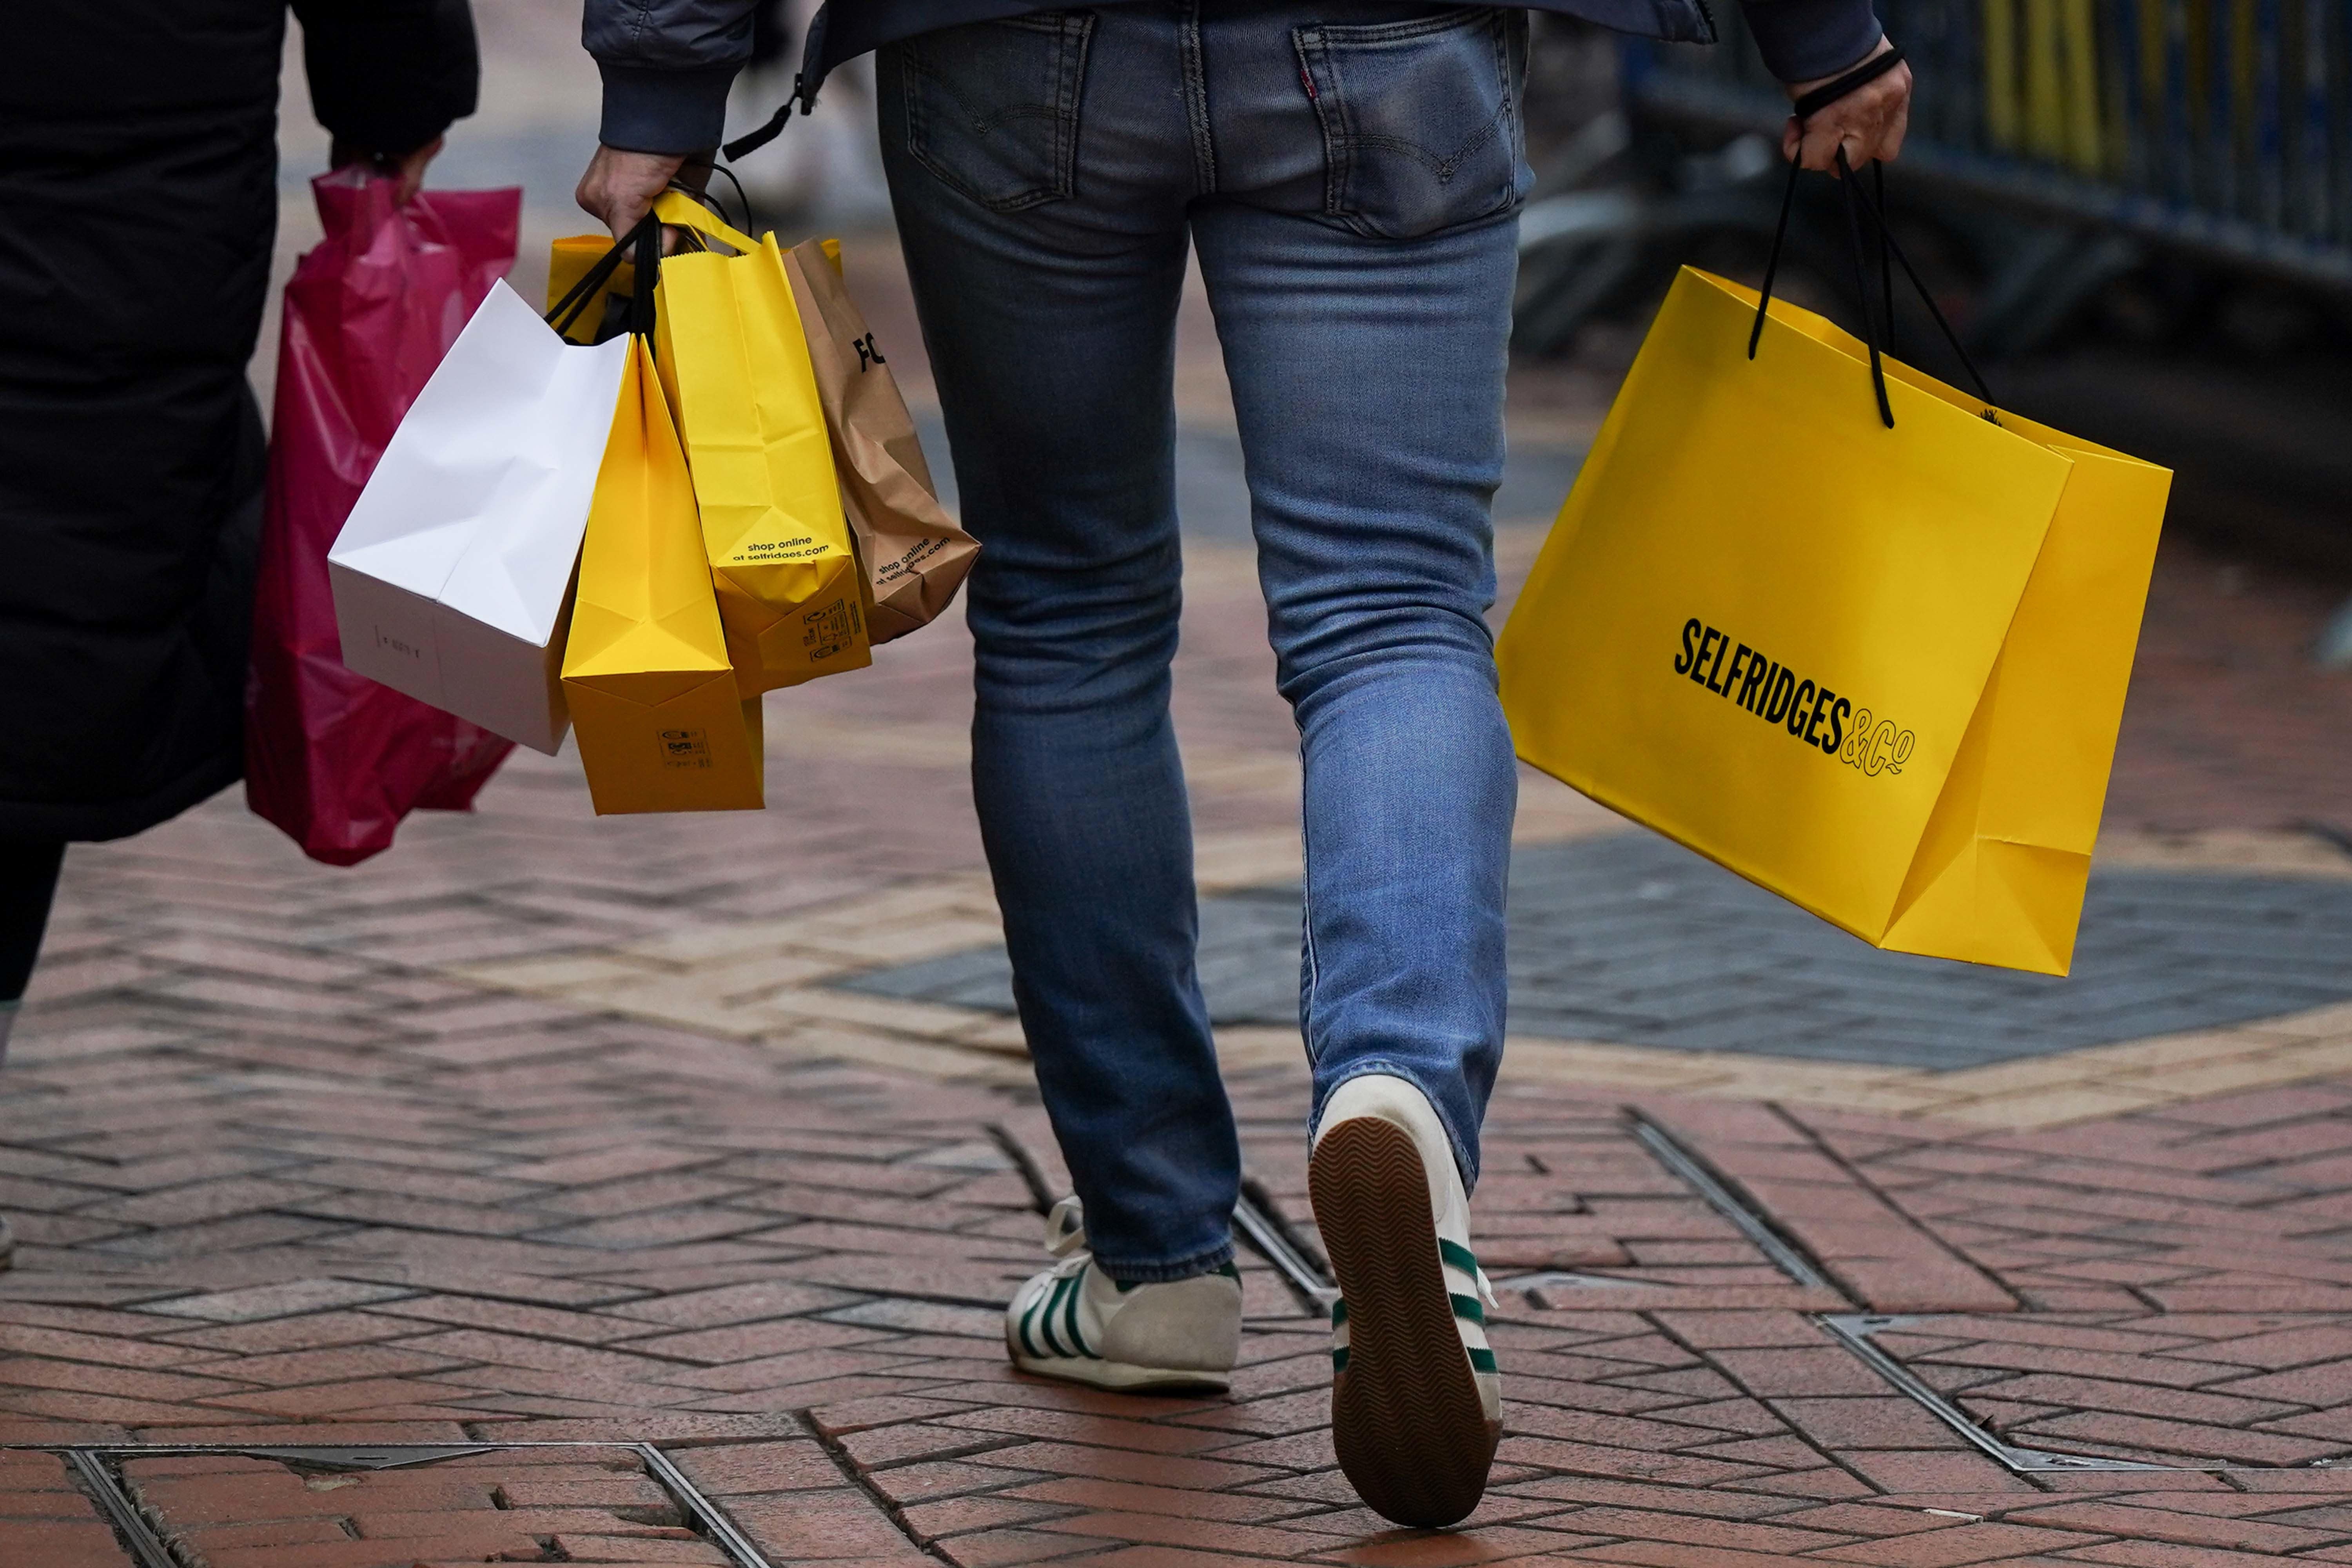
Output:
top-left (578, 0), bottom-right (1909, 1526)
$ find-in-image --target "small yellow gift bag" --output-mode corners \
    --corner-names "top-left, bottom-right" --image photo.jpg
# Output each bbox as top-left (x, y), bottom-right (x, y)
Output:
top-left (547, 234), bottom-right (633, 346)
top-left (1497, 171), bottom-right (2168, 976)
top-left (561, 316), bottom-right (764, 816)
top-left (648, 193), bottom-right (871, 693)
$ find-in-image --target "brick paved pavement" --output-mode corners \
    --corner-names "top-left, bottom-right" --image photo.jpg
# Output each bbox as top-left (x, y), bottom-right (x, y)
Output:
top-left (9, 11), bottom-right (2352, 1560)
top-left (4, 500), bottom-right (2348, 1567)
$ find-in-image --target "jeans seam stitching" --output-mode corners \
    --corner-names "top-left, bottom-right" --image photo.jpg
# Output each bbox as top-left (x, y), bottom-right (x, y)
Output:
top-left (1056, 14), bottom-right (1095, 203)
top-left (1180, 1), bottom-right (1216, 194)
top-left (1299, 797), bottom-right (1321, 1065)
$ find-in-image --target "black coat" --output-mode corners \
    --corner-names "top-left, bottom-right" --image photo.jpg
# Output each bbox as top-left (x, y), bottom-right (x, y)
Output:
top-left (0, 0), bottom-right (477, 843)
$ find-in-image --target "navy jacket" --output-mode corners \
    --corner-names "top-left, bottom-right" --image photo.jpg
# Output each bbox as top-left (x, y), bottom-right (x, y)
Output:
top-left (590, 0), bottom-right (1881, 154)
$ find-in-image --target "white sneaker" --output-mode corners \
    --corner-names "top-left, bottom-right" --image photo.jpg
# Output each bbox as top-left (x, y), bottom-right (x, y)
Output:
top-left (1310, 1074), bottom-right (1501, 1528)
top-left (1004, 1198), bottom-right (1242, 1392)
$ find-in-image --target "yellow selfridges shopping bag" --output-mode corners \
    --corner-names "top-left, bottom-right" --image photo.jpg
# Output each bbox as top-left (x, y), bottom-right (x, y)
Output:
top-left (647, 192), bottom-right (871, 693)
top-left (1497, 263), bottom-right (2168, 975)
top-left (548, 234), bottom-right (633, 346)
top-left (561, 330), bottom-right (764, 814)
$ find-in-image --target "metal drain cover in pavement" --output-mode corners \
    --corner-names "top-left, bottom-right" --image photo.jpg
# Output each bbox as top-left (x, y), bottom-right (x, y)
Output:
top-left (1825, 1316), bottom-right (2352, 1471)
top-left (29, 1442), bottom-right (776, 1568)
top-left (840, 833), bottom-right (2352, 1070)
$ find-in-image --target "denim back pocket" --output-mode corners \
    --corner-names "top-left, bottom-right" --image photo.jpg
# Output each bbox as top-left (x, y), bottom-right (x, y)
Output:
top-left (896, 12), bottom-right (1095, 212)
top-left (1294, 8), bottom-right (1529, 240)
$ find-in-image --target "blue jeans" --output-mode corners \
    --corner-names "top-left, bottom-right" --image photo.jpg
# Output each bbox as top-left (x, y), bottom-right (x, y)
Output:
top-left (879, 0), bottom-right (1527, 1283)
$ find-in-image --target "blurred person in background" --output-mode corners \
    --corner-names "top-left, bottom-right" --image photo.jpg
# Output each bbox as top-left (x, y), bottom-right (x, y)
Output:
top-left (575, 0), bottom-right (1907, 1527)
top-left (0, 1), bottom-right (479, 1267)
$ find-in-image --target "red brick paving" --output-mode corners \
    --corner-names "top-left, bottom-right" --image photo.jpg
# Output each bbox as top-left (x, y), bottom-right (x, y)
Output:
top-left (19, 1010), bottom-right (2352, 1562)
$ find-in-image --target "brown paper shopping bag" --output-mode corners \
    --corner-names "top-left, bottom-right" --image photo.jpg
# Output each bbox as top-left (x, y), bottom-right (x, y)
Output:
top-left (781, 238), bottom-right (978, 644)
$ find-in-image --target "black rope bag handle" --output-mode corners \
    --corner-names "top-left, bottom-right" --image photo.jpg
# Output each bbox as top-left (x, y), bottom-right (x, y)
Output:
top-left (546, 212), bottom-right (662, 340)
top-left (544, 190), bottom-right (719, 345)
top-left (1745, 47), bottom-right (1996, 430)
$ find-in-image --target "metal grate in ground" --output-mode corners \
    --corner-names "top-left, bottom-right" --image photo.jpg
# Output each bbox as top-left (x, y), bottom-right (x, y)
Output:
top-left (24, 1442), bottom-right (775, 1568)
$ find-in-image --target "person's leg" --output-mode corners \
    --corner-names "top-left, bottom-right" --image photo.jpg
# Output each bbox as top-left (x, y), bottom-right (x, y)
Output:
top-left (1187, 0), bottom-right (1528, 1523)
top-left (875, 8), bottom-right (1243, 1284)
top-left (0, 839), bottom-right (63, 1271)
top-left (1191, 3), bottom-right (1526, 1201)
top-left (0, 840), bottom-right (64, 1066)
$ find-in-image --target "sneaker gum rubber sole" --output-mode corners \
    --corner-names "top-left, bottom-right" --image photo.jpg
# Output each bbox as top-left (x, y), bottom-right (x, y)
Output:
top-left (1007, 1346), bottom-right (1230, 1393)
top-left (1311, 1115), bottom-right (1499, 1529)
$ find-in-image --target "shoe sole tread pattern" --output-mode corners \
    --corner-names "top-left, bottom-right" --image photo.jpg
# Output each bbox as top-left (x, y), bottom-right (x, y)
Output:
top-left (1311, 1116), bottom-right (1499, 1528)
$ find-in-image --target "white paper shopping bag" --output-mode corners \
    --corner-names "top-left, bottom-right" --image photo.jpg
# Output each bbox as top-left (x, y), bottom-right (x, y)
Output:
top-left (328, 280), bottom-right (631, 753)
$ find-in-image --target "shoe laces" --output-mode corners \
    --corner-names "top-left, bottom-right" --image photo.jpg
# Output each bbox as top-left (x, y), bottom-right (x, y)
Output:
top-left (1042, 1196), bottom-right (1093, 1280)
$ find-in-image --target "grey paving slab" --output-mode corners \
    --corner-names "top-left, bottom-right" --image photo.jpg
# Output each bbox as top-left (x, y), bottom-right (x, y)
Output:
top-left (837, 833), bottom-right (2352, 1069)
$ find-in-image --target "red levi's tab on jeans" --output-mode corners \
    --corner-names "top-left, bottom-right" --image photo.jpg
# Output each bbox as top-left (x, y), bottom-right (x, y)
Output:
top-left (244, 171), bottom-right (523, 866)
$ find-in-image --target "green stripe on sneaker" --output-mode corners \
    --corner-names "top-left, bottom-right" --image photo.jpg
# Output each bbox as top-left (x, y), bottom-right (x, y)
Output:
top-left (1438, 1239), bottom-right (1481, 1277)
top-left (1449, 1292), bottom-right (1485, 1326)
top-left (1062, 1271), bottom-right (1091, 1359)
top-left (1036, 1277), bottom-right (1070, 1358)
top-left (1468, 1346), bottom-right (1497, 1374)
top-left (1332, 1346), bottom-right (1350, 1371)
top-left (1330, 1298), bottom-right (1348, 1327)
top-left (1017, 1291), bottom-right (1045, 1358)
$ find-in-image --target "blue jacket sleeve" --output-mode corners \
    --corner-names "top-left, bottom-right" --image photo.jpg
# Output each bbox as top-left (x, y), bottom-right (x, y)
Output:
top-left (1738, 0), bottom-right (1883, 84)
top-left (583, 0), bottom-right (759, 152)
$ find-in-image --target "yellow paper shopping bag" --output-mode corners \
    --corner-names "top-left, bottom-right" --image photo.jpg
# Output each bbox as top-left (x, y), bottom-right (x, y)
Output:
top-left (1497, 264), bottom-right (2167, 975)
top-left (561, 334), bottom-right (764, 815)
top-left (548, 234), bottom-right (633, 345)
top-left (646, 192), bottom-right (871, 694)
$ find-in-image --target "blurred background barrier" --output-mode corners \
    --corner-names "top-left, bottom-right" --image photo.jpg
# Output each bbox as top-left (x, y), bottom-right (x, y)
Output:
top-left (1515, 11), bottom-right (2352, 660)
top-left (1641, 0), bottom-right (2352, 288)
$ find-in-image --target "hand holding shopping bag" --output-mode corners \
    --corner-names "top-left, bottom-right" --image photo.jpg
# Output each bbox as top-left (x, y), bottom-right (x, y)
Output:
top-left (1497, 153), bottom-right (2169, 976)
top-left (245, 173), bottom-right (523, 865)
top-left (555, 221), bottom-right (765, 814)
top-left (550, 207), bottom-right (975, 645)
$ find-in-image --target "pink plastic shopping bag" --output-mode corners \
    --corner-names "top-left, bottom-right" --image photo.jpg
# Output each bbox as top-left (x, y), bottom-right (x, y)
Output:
top-left (245, 171), bottom-right (523, 865)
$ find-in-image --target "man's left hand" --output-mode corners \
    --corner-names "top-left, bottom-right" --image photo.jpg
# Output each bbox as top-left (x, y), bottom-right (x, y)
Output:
top-left (330, 136), bottom-right (445, 204)
top-left (1783, 37), bottom-right (1911, 172)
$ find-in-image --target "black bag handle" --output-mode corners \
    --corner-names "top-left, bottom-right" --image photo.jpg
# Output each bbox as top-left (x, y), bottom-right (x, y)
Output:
top-left (1744, 48), bottom-right (1996, 429)
top-left (546, 211), bottom-right (662, 340)
top-left (668, 166), bottom-right (758, 236)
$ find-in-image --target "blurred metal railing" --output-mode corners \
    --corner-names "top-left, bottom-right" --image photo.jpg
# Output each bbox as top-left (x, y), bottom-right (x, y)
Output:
top-left (1626, 0), bottom-right (2352, 287)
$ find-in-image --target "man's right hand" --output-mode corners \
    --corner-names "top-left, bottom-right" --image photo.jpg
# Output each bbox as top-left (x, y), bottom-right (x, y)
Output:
top-left (576, 145), bottom-right (690, 239)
